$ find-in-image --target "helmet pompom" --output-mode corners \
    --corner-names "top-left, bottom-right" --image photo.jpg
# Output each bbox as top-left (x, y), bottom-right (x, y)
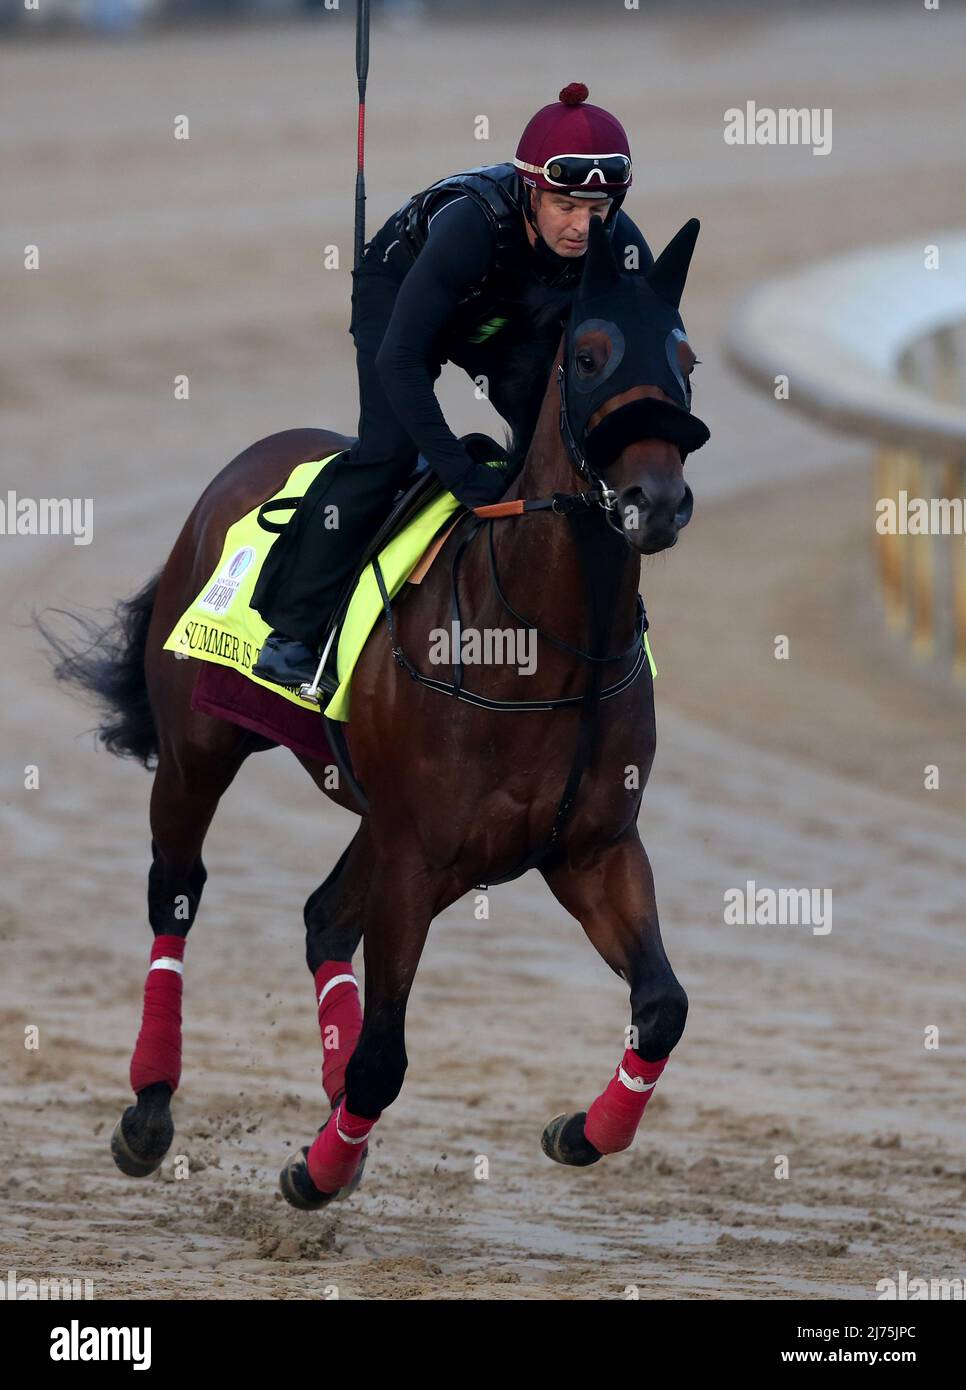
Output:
top-left (558, 82), bottom-right (589, 106)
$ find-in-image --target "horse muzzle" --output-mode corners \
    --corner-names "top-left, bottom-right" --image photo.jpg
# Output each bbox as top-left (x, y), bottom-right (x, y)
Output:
top-left (614, 480), bottom-right (693, 554)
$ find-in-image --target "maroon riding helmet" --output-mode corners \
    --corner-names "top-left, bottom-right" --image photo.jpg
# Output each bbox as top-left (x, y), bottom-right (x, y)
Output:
top-left (514, 82), bottom-right (633, 229)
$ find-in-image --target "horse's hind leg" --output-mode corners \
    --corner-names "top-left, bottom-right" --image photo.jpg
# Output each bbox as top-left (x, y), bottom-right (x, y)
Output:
top-left (282, 842), bottom-right (435, 1208)
top-left (538, 829), bottom-right (688, 1167)
top-left (111, 724), bottom-right (253, 1178)
top-left (303, 822), bottom-right (373, 1109)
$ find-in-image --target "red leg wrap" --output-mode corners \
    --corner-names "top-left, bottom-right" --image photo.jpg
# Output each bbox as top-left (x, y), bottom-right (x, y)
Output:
top-left (129, 935), bottom-right (185, 1095)
top-left (306, 1101), bottom-right (377, 1195)
top-left (584, 1049), bottom-right (668, 1154)
top-left (313, 961), bottom-right (363, 1106)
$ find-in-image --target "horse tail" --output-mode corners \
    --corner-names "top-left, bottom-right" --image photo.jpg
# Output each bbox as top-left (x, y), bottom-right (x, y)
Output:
top-left (35, 572), bottom-right (161, 768)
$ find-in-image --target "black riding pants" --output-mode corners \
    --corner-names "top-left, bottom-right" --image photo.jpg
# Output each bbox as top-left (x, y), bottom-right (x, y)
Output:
top-left (249, 234), bottom-right (438, 648)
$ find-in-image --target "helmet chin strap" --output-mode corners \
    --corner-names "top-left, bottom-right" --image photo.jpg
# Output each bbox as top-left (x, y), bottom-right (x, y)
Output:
top-left (523, 201), bottom-right (561, 272)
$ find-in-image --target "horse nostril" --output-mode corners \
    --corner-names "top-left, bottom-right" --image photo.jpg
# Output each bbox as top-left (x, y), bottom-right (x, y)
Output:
top-left (620, 486), bottom-right (649, 523)
top-left (622, 483), bottom-right (691, 532)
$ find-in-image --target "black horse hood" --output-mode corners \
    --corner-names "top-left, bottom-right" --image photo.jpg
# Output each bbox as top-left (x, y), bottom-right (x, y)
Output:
top-left (566, 216), bottom-right (711, 466)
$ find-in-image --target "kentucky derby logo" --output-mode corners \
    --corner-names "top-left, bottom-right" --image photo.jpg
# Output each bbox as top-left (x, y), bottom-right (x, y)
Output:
top-left (227, 547), bottom-right (255, 579)
top-left (200, 546), bottom-right (257, 616)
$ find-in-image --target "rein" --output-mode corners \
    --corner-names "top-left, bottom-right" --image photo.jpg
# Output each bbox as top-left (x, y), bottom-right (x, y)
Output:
top-left (371, 514), bottom-right (649, 711)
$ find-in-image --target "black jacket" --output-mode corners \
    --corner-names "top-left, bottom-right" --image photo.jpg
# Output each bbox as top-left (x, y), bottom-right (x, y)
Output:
top-left (361, 163), bottom-right (654, 504)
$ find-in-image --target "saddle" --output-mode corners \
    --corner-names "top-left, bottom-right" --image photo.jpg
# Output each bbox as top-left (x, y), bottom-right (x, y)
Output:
top-left (164, 434), bottom-right (512, 730)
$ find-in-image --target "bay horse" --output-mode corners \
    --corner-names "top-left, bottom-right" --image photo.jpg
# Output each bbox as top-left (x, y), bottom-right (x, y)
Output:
top-left (44, 215), bottom-right (710, 1208)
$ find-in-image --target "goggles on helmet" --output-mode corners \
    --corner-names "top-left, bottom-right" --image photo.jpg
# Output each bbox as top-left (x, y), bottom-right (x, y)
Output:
top-left (514, 153), bottom-right (632, 190)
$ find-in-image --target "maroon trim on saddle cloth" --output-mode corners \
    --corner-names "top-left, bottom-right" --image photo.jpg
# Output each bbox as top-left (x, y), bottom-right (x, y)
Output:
top-left (191, 662), bottom-right (336, 764)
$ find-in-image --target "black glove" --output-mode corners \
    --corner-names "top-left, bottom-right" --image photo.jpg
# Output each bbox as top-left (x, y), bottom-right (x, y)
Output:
top-left (454, 459), bottom-right (510, 508)
top-left (454, 433), bottom-right (511, 508)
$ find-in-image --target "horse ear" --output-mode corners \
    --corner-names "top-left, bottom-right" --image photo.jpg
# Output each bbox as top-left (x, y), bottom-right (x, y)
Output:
top-left (579, 213), bottom-right (622, 295)
top-left (646, 218), bottom-right (700, 309)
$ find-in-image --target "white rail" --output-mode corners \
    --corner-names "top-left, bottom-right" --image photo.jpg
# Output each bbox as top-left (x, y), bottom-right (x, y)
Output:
top-left (727, 233), bottom-right (966, 679)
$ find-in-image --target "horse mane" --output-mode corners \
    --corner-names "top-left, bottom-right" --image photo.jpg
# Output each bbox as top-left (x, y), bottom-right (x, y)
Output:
top-left (499, 281), bottom-right (573, 471)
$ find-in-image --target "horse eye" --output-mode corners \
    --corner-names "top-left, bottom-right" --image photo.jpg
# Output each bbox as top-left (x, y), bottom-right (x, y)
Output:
top-left (575, 351), bottom-right (596, 373)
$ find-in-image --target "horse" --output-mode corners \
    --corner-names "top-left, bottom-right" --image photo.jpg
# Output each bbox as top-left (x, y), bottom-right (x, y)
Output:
top-left (42, 214), bottom-right (710, 1209)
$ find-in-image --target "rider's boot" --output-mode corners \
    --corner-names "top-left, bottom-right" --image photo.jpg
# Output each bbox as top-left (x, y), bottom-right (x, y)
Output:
top-left (252, 631), bottom-right (339, 695)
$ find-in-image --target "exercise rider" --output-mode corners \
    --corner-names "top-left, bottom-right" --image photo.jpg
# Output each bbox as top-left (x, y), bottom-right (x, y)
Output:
top-left (250, 82), bottom-right (654, 694)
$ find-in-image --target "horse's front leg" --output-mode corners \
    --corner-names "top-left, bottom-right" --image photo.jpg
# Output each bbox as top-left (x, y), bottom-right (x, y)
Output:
top-left (539, 829), bottom-right (688, 1166)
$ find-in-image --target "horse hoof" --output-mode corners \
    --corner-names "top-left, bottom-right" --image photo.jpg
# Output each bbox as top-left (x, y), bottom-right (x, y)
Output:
top-left (541, 1111), bottom-right (603, 1167)
top-left (279, 1144), bottom-right (368, 1211)
top-left (110, 1105), bottom-right (174, 1177)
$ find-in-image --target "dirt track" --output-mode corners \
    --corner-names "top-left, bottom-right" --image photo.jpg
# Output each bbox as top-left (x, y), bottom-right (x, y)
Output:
top-left (3, 8), bottom-right (966, 1299)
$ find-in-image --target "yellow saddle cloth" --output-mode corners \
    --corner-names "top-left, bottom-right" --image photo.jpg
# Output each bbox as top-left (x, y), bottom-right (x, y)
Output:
top-left (163, 452), bottom-right (464, 721)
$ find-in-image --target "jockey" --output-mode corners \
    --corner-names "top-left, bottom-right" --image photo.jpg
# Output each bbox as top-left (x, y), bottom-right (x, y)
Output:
top-left (251, 82), bottom-right (654, 693)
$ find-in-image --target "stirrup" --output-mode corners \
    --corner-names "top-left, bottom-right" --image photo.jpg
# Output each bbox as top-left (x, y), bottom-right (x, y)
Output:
top-left (297, 624), bottom-right (339, 705)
